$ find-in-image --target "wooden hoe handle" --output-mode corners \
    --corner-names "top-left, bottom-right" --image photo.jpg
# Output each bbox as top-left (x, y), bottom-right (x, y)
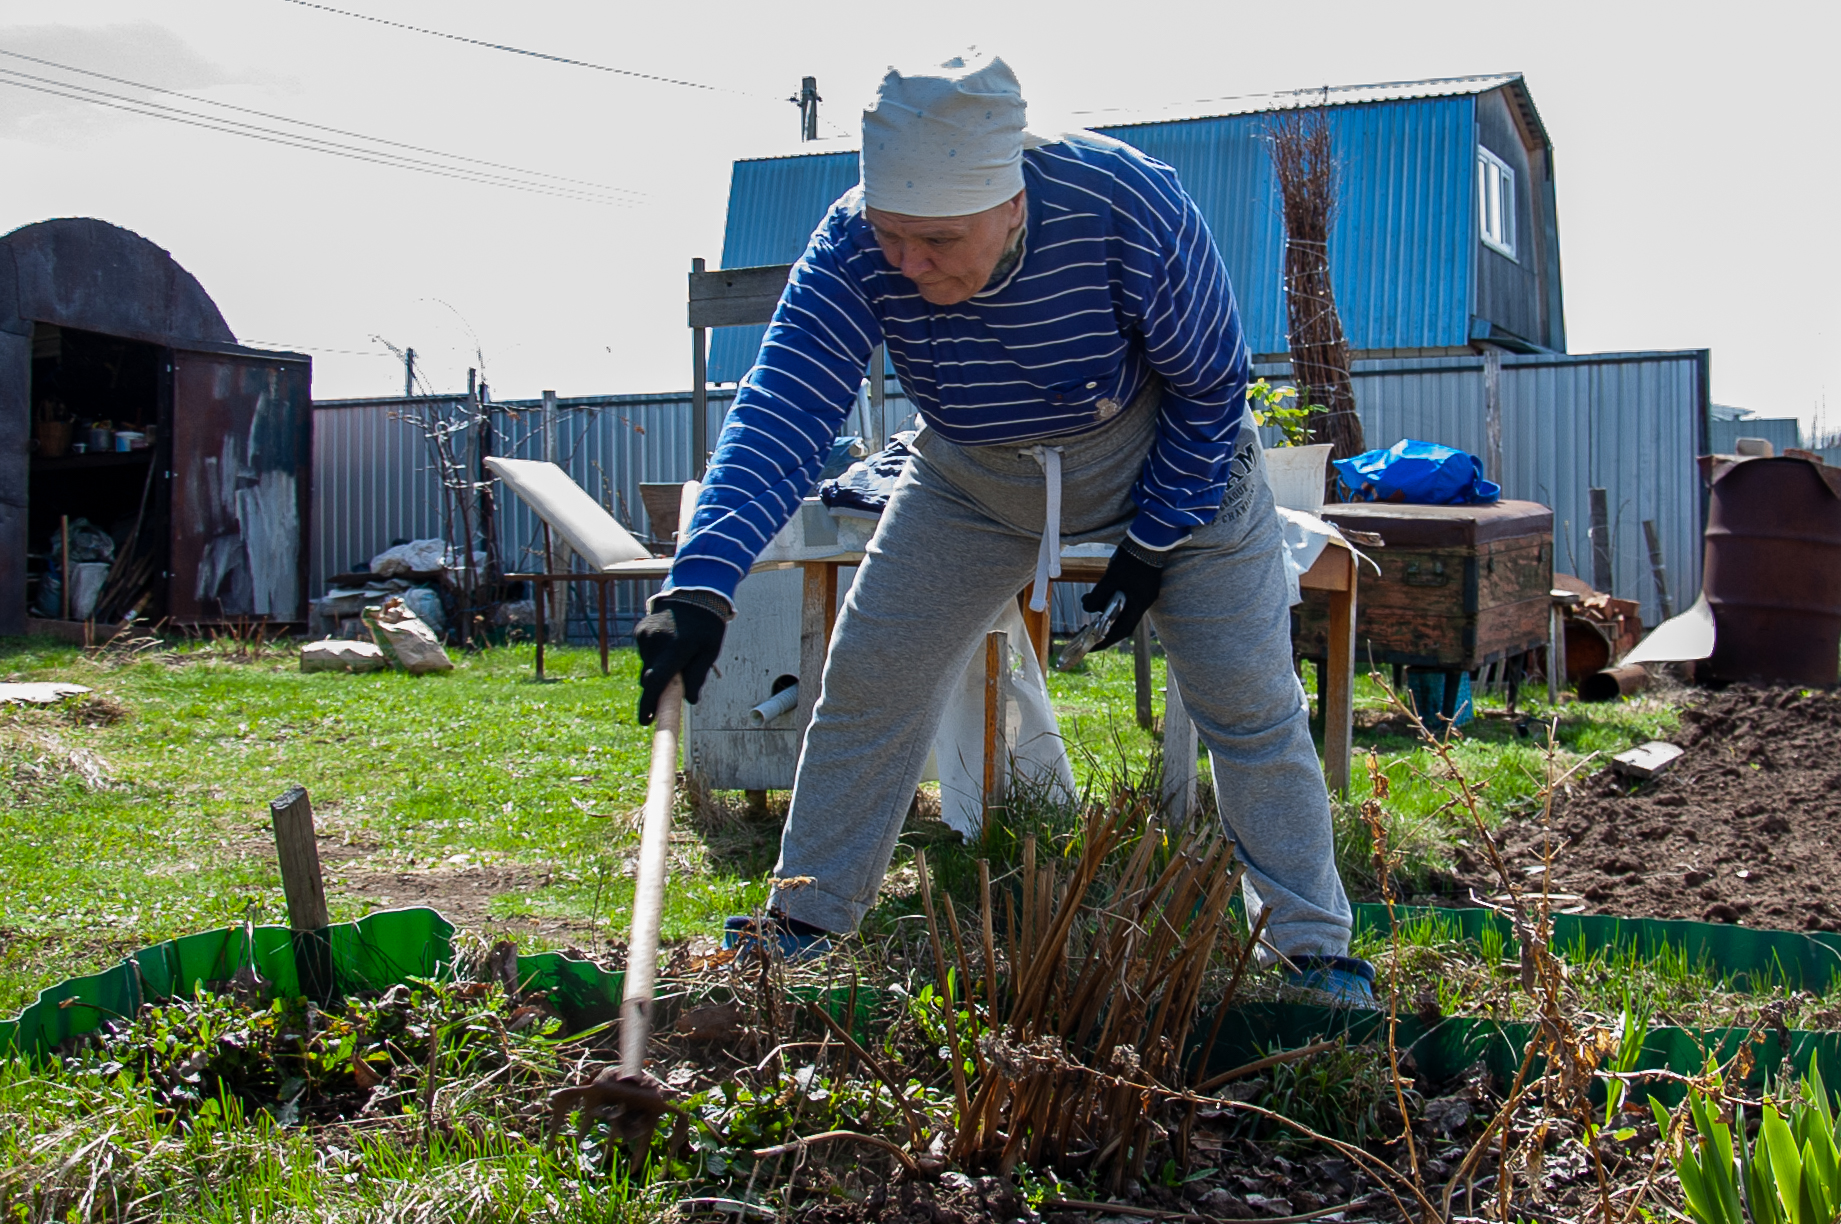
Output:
top-left (620, 674), bottom-right (682, 1079)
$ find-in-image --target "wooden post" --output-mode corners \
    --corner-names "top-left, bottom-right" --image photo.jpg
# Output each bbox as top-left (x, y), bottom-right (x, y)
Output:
top-left (59, 515), bottom-right (70, 622)
top-left (867, 342), bottom-right (887, 453)
top-left (597, 577), bottom-right (610, 676)
top-left (1132, 621), bottom-right (1154, 730)
top-left (691, 257), bottom-right (709, 479)
top-left (1548, 588), bottom-right (1579, 706)
top-left (1161, 671), bottom-right (1198, 820)
top-left (458, 367), bottom-right (478, 649)
top-left (1016, 586), bottom-right (1050, 671)
top-left (1642, 519), bottom-right (1674, 620)
top-left (1483, 349), bottom-right (1503, 486)
top-left (796, 562), bottom-right (840, 736)
top-left (1547, 600), bottom-right (1561, 707)
top-left (270, 786), bottom-right (335, 1004)
top-left (1589, 487), bottom-right (1613, 594)
top-left (533, 578), bottom-right (546, 681)
top-left (1322, 562), bottom-right (1357, 796)
top-left (535, 522), bottom-right (555, 682)
top-left (982, 631), bottom-right (1004, 821)
top-left (542, 391), bottom-right (570, 630)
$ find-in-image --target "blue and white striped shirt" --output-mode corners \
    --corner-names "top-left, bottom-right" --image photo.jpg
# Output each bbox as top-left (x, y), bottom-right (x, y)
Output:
top-left (669, 130), bottom-right (1251, 604)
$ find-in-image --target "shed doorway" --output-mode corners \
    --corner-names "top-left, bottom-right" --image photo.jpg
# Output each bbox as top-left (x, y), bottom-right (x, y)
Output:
top-left (27, 323), bottom-right (167, 623)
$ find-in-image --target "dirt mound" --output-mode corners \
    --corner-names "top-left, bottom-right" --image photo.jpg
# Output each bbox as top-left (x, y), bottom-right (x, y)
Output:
top-left (1444, 685), bottom-right (1841, 931)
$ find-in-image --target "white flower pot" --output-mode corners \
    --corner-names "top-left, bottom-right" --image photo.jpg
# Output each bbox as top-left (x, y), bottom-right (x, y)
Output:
top-left (1263, 443), bottom-right (1333, 512)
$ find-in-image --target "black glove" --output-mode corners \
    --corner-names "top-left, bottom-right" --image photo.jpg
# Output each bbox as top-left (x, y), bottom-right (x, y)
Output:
top-left (634, 597), bottom-right (727, 725)
top-left (1082, 539), bottom-right (1166, 650)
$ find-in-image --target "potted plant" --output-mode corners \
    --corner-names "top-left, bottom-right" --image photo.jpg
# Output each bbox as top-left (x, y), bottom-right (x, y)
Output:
top-left (1249, 379), bottom-right (1332, 511)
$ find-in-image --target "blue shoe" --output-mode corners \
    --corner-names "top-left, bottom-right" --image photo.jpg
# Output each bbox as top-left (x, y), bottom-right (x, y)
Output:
top-left (1285, 955), bottom-right (1379, 1008)
top-left (722, 914), bottom-right (832, 963)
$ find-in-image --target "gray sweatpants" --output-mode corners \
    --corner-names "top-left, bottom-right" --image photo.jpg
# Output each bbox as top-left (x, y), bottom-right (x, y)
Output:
top-left (767, 390), bottom-right (1354, 957)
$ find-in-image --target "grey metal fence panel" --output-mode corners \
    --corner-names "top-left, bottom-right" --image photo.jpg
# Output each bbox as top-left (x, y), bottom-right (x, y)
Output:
top-left (311, 396), bottom-right (461, 595)
top-left (1708, 417), bottom-right (1799, 456)
top-left (1258, 349), bottom-right (1706, 626)
top-left (314, 348), bottom-right (1706, 647)
top-left (485, 391), bottom-right (734, 643)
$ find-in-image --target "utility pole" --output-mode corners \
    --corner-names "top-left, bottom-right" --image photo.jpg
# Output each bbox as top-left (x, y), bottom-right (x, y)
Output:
top-left (403, 347), bottom-right (416, 397)
top-left (789, 76), bottom-right (821, 141)
top-left (691, 257), bottom-right (708, 478)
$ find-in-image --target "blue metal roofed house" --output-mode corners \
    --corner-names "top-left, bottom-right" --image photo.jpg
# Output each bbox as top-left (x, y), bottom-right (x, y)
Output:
top-left (694, 70), bottom-right (1713, 629)
top-left (708, 72), bottom-right (1564, 382)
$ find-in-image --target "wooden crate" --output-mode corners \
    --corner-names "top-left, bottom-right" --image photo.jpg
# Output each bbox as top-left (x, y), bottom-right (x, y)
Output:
top-left (1294, 500), bottom-right (1553, 671)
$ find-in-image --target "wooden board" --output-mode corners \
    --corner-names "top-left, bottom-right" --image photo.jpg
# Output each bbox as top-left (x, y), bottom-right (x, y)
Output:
top-left (687, 263), bottom-right (794, 328)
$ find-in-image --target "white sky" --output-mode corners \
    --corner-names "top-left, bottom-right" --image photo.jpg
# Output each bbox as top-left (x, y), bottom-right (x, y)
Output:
top-left (2, 0), bottom-right (1835, 434)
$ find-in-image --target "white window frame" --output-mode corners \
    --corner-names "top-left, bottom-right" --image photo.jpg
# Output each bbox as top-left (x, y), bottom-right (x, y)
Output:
top-left (1477, 147), bottom-right (1517, 260)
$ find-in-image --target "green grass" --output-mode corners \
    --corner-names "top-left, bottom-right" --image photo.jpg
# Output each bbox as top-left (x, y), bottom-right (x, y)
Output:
top-left (1347, 907), bottom-right (1841, 1030)
top-left (0, 635), bottom-right (1682, 1016)
top-left (0, 976), bottom-right (667, 1222)
top-left (0, 637), bottom-right (759, 1013)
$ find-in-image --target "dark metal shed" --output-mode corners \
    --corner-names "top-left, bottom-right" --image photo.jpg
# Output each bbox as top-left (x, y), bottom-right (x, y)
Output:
top-left (0, 218), bottom-right (312, 636)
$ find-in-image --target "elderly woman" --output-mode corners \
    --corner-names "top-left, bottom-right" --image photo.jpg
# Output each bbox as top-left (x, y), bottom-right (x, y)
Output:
top-left (637, 55), bottom-right (1372, 1003)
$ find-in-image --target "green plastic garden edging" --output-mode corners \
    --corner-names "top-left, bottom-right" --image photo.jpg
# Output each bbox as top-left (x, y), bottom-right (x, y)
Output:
top-left (1354, 903), bottom-right (1841, 992)
top-left (5, 905), bottom-right (1839, 1101)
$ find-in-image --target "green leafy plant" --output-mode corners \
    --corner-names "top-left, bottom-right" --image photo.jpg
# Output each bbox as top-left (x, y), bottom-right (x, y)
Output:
top-left (1602, 986), bottom-right (1653, 1130)
top-left (1248, 378), bottom-right (1327, 448)
top-left (1659, 1065), bottom-right (1841, 1224)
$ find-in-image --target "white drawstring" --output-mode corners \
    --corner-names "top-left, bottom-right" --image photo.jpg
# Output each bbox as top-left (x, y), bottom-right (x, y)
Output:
top-left (1021, 444), bottom-right (1063, 610)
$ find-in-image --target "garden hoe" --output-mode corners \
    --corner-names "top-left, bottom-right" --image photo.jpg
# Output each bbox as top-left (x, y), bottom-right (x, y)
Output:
top-left (546, 675), bottom-right (680, 1161)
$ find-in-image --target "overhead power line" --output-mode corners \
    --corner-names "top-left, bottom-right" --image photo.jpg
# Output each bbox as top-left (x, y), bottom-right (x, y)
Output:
top-left (277, 0), bottom-right (754, 96)
top-left (239, 341), bottom-right (397, 358)
top-left (276, 0), bottom-right (855, 138)
top-left (0, 53), bottom-right (640, 205)
top-left (0, 47), bottom-right (641, 197)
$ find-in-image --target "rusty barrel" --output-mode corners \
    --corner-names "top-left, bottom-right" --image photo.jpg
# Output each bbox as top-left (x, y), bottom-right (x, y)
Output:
top-left (1702, 456), bottom-right (1841, 687)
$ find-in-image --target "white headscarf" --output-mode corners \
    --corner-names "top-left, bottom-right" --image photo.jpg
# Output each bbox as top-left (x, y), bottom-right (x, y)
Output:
top-left (861, 54), bottom-right (1026, 218)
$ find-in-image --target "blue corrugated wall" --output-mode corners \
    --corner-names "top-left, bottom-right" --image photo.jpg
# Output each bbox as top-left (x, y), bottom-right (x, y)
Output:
top-left (709, 96), bottom-right (1477, 381)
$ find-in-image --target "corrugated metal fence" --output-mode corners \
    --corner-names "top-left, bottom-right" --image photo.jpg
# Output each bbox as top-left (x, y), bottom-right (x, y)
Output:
top-left (312, 347), bottom-right (1707, 645)
top-left (1321, 350), bottom-right (1708, 626)
top-left (312, 391), bottom-right (737, 642)
top-left (1708, 417), bottom-right (1800, 457)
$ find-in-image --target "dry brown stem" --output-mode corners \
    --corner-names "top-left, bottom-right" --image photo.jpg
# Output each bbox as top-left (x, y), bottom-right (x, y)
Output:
top-left (1266, 102), bottom-right (1362, 462)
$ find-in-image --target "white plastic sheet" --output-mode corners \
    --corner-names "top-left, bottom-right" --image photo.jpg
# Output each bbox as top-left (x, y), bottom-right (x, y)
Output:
top-left (929, 601), bottom-right (1076, 839)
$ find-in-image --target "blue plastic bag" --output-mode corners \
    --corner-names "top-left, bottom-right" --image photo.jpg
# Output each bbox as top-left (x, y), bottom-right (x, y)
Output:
top-left (819, 431), bottom-right (918, 518)
top-left (1333, 439), bottom-right (1501, 505)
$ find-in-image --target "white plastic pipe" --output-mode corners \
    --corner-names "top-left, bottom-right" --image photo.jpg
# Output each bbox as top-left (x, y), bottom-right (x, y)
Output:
top-left (749, 684), bottom-right (799, 725)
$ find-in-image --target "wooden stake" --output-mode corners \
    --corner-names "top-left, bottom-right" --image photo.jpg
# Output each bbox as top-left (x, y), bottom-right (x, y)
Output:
top-left (1642, 519), bottom-right (1674, 620)
top-left (982, 631), bottom-right (1003, 820)
top-left (270, 786), bottom-right (334, 1003)
top-left (1132, 622), bottom-right (1154, 730)
top-left (1589, 487), bottom-right (1613, 595)
top-left (272, 786), bottom-right (329, 930)
top-left (59, 515), bottom-right (70, 622)
top-left (915, 850), bottom-right (972, 1127)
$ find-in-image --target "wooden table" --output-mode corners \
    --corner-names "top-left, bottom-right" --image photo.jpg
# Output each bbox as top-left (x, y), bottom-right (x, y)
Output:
top-left (508, 555), bottom-right (680, 680)
top-left (525, 538), bottom-right (1358, 799)
top-left (1048, 540), bottom-right (1358, 800)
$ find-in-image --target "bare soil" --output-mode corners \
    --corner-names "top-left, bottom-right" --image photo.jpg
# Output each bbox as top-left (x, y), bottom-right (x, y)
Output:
top-left (1441, 685), bottom-right (1841, 930)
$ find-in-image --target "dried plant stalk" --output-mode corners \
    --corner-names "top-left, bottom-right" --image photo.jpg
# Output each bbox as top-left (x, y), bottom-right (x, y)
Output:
top-left (1267, 102), bottom-right (1363, 462)
top-left (947, 796), bottom-right (1258, 1181)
